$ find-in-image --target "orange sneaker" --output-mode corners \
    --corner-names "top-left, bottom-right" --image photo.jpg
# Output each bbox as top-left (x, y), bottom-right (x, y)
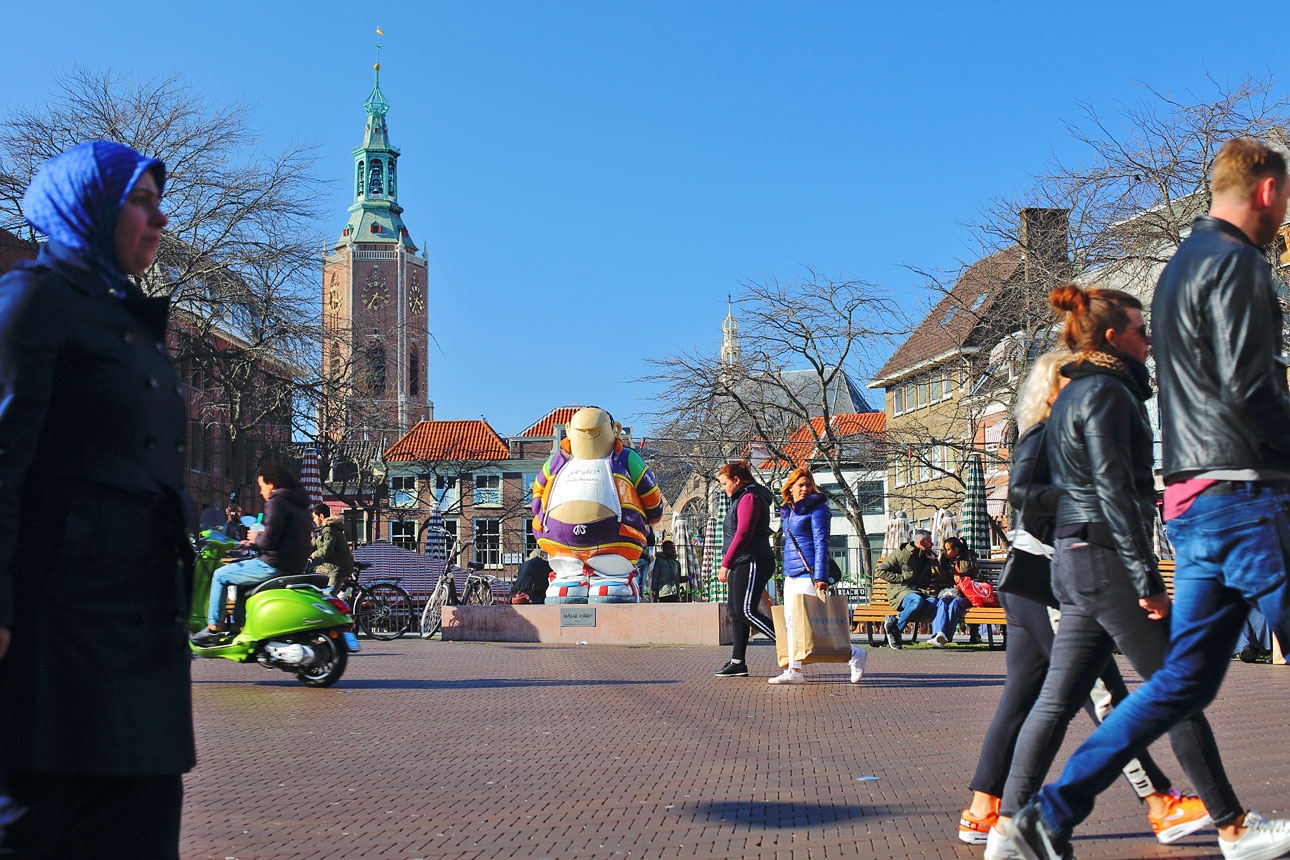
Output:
top-left (1149, 789), bottom-right (1211, 844)
top-left (959, 798), bottom-right (1000, 845)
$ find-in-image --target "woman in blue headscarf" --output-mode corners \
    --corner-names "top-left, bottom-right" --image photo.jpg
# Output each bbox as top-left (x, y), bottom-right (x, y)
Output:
top-left (0, 142), bottom-right (194, 859)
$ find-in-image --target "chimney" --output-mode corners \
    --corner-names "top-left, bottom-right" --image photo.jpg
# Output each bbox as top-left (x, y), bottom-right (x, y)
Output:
top-left (1018, 208), bottom-right (1070, 283)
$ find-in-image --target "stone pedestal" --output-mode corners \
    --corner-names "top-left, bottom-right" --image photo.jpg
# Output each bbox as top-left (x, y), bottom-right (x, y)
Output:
top-left (440, 603), bottom-right (731, 645)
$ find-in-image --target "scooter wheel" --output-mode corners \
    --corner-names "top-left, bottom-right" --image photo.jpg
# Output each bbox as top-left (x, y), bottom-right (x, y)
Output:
top-left (296, 632), bottom-right (348, 687)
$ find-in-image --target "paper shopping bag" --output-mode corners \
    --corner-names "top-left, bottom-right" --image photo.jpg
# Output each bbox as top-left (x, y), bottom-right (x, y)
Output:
top-left (773, 604), bottom-right (790, 668)
top-left (789, 592), bottom-right (853, 664)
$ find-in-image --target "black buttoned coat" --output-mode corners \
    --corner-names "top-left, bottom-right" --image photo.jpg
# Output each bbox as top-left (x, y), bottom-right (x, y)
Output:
top-left (0, 241), bottom-right (195, 776)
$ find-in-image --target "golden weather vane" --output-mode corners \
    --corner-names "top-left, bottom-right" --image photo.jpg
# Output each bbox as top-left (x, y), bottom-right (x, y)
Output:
top-left (375, 27), bottom-right (384, 70)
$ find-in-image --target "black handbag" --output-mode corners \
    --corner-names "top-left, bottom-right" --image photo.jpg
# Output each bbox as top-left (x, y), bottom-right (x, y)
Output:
top-left (997, 425), bottom-right (1059, 608)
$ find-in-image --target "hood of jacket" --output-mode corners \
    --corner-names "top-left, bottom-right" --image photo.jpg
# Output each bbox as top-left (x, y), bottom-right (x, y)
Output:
top-left (321, 514), bottom-right (346, 529)
top-left (779, 491), bottom-right (826, 518)
top-left (22, 141), bottom-right (165, 287)
top-left (270, 486), bottom-right (311, 513)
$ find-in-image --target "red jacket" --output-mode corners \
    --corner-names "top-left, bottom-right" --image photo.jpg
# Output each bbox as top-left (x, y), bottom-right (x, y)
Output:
top-left (956, 577), bottom-right (998, 608)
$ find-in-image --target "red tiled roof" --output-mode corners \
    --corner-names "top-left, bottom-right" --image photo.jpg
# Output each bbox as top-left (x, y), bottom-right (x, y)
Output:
top-left (0, 229), bottom-right (36, 276)
top-left (516, 405), bottom-right (583, 438)
top-left (383, 420), bottom-right (509, 462)
top-left (874, 245), bottom-right (1023, 383)
top-left (760, 412), bottom-right (886, 469)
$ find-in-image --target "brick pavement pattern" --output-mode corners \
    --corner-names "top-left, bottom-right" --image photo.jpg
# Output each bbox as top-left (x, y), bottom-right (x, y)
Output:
top-left (184, 640), bottom-right (1290, 860)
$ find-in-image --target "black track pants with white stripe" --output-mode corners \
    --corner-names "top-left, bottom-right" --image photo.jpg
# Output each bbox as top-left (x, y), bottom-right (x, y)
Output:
top-left (727, 558), bottom-right (775, 663)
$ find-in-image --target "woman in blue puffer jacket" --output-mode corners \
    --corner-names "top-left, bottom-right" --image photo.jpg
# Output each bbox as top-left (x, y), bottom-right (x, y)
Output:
top-left (772, 468), bottom-right (866, 685)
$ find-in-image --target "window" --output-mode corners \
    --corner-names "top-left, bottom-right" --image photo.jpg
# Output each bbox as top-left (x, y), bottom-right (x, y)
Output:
top-left (365, 344), bottom-right (386, 393)
top-left (919, 448), bottom-right (930, 482)
top-left (442, 519), bottom-right (459, 559)
top-left (390, 520), bottom-right (416, 551)
top-left (342, 508), bottom-right (366, 544)
top-left (854, 480), bottom-right (884, 515)
top-left (941, 307), bottom-right (958, 326)
top-left (474, 474), bottom-right (501, 506)
top-left (971, 292), bottom-right (989, 311)
top-left (524, 520), bottom-right (539, 556)
top-left (905, 382), bottom-right (916, 411)
top-left (474, 518), bottom-right (501, 568)
top-left (409, 350), bottom-right (419, 397)
top-left (522, 472), bottom-right (537, 505)
top-left (367, 158), bottom-right (384, 197)
top-left (942, 370), bottom-right (954, 400)
top-left (356, 161), bottom-right (364, 197)
top-left (390, 476), bottom-right (416, 508)
top-left (435, 475), bottom-right (459, 509)
top-left (387, 158), bottom-right (397, 197)
top-left (930, 375), bottom-right (942, 400)
top-left (916, 379), bottom-right (927, 408)
top-left (892, 387), bottom-right (904, 414)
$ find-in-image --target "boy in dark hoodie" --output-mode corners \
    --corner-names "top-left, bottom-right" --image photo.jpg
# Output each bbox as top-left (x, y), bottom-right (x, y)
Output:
top-left (192, 463), bottom-right (312, 644)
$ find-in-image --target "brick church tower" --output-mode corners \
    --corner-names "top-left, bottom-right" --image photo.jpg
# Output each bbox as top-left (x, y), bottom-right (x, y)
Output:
top-left (321, 55), bottom-right (431, 444)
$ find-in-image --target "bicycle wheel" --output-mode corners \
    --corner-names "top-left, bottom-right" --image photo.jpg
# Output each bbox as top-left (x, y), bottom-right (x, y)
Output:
top-left (420, 579), bottom-right (449, 639)
top-left (362, 582), bottom-right (413, 640)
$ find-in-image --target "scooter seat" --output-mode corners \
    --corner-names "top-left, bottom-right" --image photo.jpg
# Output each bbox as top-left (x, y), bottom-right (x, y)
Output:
top-left (248, 573), bottom-right (329, 596)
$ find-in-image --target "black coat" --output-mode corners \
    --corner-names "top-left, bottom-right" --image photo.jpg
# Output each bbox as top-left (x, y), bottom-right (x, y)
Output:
top-left (1152, 215), bottom-right (1290, 481)
top-left (1048, 358), bottom-right (1163, 599)
top-left (0, 243), bottom-right (195, 776)
top-left (1008, 421), bottom-right (1060, 543)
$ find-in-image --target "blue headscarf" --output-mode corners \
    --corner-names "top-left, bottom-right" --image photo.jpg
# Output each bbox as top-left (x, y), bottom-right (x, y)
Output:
top-left (21, 141), bottom-right (166, 281)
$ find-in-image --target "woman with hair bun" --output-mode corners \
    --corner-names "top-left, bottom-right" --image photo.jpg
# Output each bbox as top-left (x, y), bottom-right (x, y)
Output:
top-left (712, 461), bottom-right (778, 678)
top-left (996, 284), bottom-right (1238, 856)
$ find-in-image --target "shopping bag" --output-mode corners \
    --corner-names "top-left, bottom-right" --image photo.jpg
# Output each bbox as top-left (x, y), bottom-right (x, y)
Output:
top-left (789, 592), bottom-right (852, 665)
top-left (773, 604), bottom-right (790, 668)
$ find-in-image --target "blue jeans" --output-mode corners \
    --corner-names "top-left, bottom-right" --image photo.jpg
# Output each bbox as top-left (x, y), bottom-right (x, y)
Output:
top-left (1037, 483), bottom-right (1290, 837)
top-left (932, 594), bottom-right (971, 640)
top-left (206, 558), bottom-right (278, 625)
top-left (896, 593), bottom-right (935, 630)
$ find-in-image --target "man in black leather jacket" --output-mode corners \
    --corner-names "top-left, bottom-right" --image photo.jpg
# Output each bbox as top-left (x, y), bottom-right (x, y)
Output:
top-left (1012, 137), bottom-right (1290, 860)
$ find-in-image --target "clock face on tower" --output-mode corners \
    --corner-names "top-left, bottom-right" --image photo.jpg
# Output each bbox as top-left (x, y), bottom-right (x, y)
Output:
top-left (362, 266), bottom-right (390, 310)
top-left (409, 271), bottom-right (425, 314)
top-left (327, 272), bottom-right (341, 312)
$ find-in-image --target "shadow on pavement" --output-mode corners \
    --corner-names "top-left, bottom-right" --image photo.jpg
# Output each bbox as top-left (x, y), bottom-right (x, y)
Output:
top-left (688, 800), bottom-right (874, 828)
top-left (193, 678), bottom-right (679, 689)
top-left (860, 673), bottom-right (1005, 688)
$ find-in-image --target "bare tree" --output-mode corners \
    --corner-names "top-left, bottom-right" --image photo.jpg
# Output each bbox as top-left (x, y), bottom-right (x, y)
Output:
top-left (905, 72), bottom-right (1290, 459)
top-left (644, 268), bottom-right (904, 580)
top-left (0, 65), bottom-right (330, 509)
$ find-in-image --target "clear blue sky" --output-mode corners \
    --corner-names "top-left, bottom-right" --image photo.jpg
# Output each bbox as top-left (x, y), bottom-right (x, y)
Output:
top-left (4, 2), bottom-right (1286, 436)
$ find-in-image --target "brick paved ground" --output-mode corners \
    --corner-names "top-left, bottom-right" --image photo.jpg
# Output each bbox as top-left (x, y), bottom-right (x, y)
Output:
top-left (184, 639), bottom-right (1290, 860)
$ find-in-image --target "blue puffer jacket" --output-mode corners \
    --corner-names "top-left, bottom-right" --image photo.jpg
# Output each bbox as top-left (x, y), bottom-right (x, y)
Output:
top-left (779, 492), bottom-right (831, 581)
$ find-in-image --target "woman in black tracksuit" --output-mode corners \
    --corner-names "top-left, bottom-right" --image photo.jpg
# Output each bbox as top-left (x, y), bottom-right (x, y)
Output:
top-left (712, 461), bottom-right (777, 678)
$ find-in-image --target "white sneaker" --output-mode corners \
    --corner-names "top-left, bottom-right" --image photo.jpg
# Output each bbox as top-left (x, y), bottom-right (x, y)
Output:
top-left (930, 631), bottom-right (949, 648)
top-left (848, 650), bottom-right (867, 683)
top-left (768, 669), bottom-right (805, 685)
top-left (984, 826), bottom-right (1026, 860)
top-left (1219, 811), bottom-right (1290, 860)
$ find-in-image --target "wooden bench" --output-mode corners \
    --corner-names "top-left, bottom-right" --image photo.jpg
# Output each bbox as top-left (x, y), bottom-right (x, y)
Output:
top-left (852, 559), bottom-right (1007, 648)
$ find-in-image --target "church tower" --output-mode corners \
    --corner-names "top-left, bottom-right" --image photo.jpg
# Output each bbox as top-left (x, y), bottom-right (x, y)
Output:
top-left (322, 46), bottom-right (431, 444)
top-left (720, 297), bottom-right (741, 372)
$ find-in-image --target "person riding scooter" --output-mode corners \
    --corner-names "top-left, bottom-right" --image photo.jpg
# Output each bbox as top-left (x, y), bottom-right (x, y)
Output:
top-left (191, 463), bottom-right (312, 646)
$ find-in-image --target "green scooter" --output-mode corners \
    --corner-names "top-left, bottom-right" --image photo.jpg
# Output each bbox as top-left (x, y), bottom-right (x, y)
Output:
top-left (188, 529), bottom-right (354, 687)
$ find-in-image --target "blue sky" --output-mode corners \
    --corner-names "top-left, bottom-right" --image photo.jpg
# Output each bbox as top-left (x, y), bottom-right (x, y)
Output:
top-left (4, 2), bottom-right (1286, 436)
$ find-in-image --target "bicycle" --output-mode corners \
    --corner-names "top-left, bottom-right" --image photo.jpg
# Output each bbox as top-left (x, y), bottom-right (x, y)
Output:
top-left (337, 561), bottom-right (415, 640)
top-left (420, 533), bottom-right (501, 638)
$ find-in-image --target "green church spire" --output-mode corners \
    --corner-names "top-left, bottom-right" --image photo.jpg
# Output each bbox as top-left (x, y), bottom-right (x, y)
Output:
top-left (337, 28), bottom-right (415, 250)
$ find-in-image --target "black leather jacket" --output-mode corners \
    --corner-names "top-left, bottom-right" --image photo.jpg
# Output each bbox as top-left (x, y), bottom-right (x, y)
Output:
top-left (1008, 421), bottom-right (1060, 544)
top-left (1048, 359), bottom-right (1164, 598)
top-left (1153, 216), bottom-right (1290, 481)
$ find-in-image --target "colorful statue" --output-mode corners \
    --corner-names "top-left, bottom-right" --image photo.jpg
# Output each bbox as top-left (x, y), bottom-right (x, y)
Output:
top-left (531, 406), bottom-right (664, 603)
